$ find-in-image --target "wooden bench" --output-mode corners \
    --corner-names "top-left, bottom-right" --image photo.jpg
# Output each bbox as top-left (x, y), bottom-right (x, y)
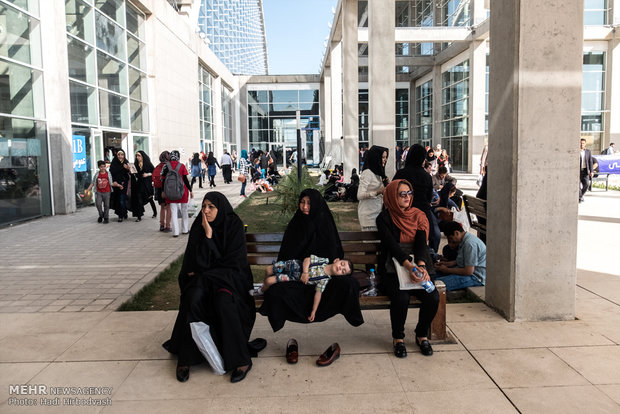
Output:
top-left (246, 231), bottom-right (447, 340)
top-left (463, 195), bottom-right (487, 241)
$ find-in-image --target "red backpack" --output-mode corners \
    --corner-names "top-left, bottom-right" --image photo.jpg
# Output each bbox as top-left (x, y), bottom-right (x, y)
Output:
top-left (152, 163), bottom-right (164, 188)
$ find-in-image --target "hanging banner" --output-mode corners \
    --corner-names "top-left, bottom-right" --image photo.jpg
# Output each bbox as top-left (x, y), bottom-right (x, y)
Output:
top-left (594, 154), bottom-right (620, 174)
top-left (72, 135), bottom-right (87, 172)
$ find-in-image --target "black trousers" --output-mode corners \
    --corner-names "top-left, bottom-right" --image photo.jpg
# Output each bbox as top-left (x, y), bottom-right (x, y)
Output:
top-left (579, 169), bottom-right (590, 200)
top-left (381, 273), bottom-right (439, 340)
top-left (222, 165), bottom-right (232, 183)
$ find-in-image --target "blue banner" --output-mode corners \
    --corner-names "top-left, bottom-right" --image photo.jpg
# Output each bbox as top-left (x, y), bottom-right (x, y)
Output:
top-left (72, 135), bottom-right (87, 172)
top-left (594, 154), bottom-right (620, 174)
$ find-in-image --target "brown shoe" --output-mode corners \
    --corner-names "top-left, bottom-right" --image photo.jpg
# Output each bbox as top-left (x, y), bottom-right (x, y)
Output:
top-left (286, 338), bottom-right (298, 364)
top-left (316, 343), bottom-right (340, 367)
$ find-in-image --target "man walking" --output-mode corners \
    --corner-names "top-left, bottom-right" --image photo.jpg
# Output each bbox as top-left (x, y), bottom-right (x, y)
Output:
top-left (220, 149), bottom-right (233, 184)
top-left (579, 138), bottom-right (594, 203)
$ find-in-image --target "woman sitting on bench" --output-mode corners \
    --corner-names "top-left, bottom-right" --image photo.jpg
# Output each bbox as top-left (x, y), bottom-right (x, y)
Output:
top-left (259, 189), bottom-right (364, 362)
top-left (376, 180), bottom-right (439, 358)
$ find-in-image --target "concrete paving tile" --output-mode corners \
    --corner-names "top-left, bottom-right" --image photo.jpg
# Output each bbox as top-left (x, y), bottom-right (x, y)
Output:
top-left (446, 302), bottom-right (505, 323)
top-left (576, 298), bottom-right (620, 323)
top-left (550, 345), bottom-right (620, 384)
top-left (94, 311), bottom-right (176, 332)
top-left (449, 320), bottom-right (614, 350)
top-left (39, 306), bottom-right (65, 313)
top-left (0, 312), bottom-right (110, 336)
top-left (405, 389), bottom-right (518, 413)
top-left (0, 362), bottom-right (49, 401)
top-left (505, 385), bottom-right (620, 414)
top-left (472, 348), bottom-right (589, 388)
top-left (393, 350), bottom-right (495, 392)
top-left (57, 329), bottom-right (170, 362)
top-left (598, 384), bottom-right (620, 405)
top-left (60, 306), bottom-right (86, 312)
top-left (0, 333), bottom-right (83, 362)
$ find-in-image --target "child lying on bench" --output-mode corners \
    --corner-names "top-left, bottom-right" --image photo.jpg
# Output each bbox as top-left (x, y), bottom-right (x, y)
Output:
top-left (256, 255), bottom-right (353, 322)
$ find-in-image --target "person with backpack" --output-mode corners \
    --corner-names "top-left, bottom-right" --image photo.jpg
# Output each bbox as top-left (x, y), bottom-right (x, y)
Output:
top-left (153, 151), bottom-right (172, 232)
top-left (162, 150), bottom-right (192, 237)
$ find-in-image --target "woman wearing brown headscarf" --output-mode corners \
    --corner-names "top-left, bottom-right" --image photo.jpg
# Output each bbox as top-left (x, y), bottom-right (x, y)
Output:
top-left (376, 179), bottom-right (439, 358)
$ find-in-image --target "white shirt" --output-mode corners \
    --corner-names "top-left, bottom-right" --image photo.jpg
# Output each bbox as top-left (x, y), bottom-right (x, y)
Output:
top-left (357, 169), bottom-right (384, 229)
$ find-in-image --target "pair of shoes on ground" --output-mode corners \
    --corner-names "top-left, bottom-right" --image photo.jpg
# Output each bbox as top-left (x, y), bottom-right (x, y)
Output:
top-left (285, 339), bottom-right (340, 367)
top-left (393, 337), bottom-right (433, 358)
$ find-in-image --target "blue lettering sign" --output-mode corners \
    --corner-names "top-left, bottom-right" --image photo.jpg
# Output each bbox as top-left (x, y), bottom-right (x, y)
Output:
top-left (72, 135), bottom-right (87, 172)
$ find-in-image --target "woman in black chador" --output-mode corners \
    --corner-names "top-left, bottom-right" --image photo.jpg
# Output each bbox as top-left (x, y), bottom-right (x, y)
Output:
top-left (163, 192), bottom-right (265, 383)
top-left (130, 150), bottom-right (156, 221)
top-left (259, 188), bottom-right (364, 331)
top-left (109, 149), bottom-right (130, 222)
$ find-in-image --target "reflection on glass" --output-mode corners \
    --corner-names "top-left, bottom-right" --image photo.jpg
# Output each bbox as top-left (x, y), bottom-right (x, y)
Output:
top-left (0, 60), bottom-right (44, 118)
top-left (5, 0), bottom-right (39, 15)
top-left (67, 36), bottom-right (95, 84)
top-left (65, 0), bottom-right (93, 44)
top-left (95, 0), bottom-right (124, 26)
top-left (130, 100), bottom-right (148, 132)
top-left (126, 3), bottom-right (145, 39)
top-left (99, 89), bottom-right (127, 128)
top-left (0, 3), bottom-right (40, 66)
top-left (0, 116), bottom-right (50, 225)
top-left (128, 67), bottom-right (146, 101)
top-left (95, 11), bottom-right (125, 59)
top-left (127, 35), bottom-right (145, 69)
top-left (97, 50), bottom-right (127, 94)
top-left (270, 90), bottom-right (297, 104)
top-left (69, 81), bottom-right (97, 124)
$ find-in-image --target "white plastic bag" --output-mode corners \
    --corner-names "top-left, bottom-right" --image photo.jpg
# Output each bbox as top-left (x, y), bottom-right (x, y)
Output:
top-left (190, 322), bottom-right (226, 375)
top-left (187, 201), bottom-right (199, 218)
top-left (452, 207), bottom-right (470, 232)
top-left (476, 174), bottom-right (484, 187)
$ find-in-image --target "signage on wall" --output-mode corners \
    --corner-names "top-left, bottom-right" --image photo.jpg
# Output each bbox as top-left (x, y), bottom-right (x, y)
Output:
top-left (72, 135), bottom-right (87, 172)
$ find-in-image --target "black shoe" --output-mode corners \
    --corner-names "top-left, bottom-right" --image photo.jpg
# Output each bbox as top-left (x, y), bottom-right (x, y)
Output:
top-left (248, 338), bottom-right (267, 357)
top-left (176, 364), bottom-right (190, 382)
top-left (152, 213), bottom-right (157, 218)
top-left (136, 217), bottom-right (142, 222)
top-left (393, 341), bottom-right (407, 358)
top-left (230, 362), bottom-right (252, 383)
top-left (416, 337), bottom-right (433, 356)
top-left (118, 218), bottom-right (123, 222)
top-left (97, 216), bottom-right (103, 223)
top-left (103, 218), bottom-right (109, 224)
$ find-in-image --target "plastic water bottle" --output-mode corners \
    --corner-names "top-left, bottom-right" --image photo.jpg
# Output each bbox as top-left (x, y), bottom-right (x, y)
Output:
top-left (413, 266), bottom-right (435, 293)
top-left (363, 268), bottom-right (378, 296)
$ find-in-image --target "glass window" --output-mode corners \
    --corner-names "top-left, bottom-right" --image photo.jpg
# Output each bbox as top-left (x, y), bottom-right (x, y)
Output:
top-left (0, 59), bottom-right (45, 118)
top-left (299, 90), bottom-right (318, 103)
top-left (97, 50), bottom-right (127, 94)
top-left (67, 36), bottom-right (96, 84)
top-left (0, 116), bottom-right (51, 225)
top-left (95, 11), bottom-right (125, 60)
top-left (65, 0), bottom-right (94, 44)
top-left (270, 90), bottom-right (298, 104)
top-left (127, 35), bottom-right (145, 69)
top-left (441, 60), bottom-right (469, 171)
top-left (126, 3), bottom-right (145, 39)
top-left (584, 0), bottom-right (607, 25)
top-left (130, 100), bottom-right (148, 132)
top-left (0, 2), bottom-right (42, 66)
top-left (128, 67), bottom-right (146, 101)
top-left (5, 0), bottom-right (39, 15)
top-left (99, 89), bottom-right (127, 128)
top-left (69, 81), bottom-right (97, 124)
top-left (358, 1), bottom-right (368, 27)
top-left (95, 0), bottom-right (124, 26)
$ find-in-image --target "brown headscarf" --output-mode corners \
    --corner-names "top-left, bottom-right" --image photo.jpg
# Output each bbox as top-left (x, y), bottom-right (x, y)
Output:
top-left (383, 179), bottom-right (429, 243)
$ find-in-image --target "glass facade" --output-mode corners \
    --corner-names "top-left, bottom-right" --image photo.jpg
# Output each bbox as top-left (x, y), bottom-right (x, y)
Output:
top-left (396, 89), bottom-right (410, 148)
top-left (359, 89), bottom-right (369, 150)
top-left (0, 0), bottom-right (51, 225)
top-left (65, 0), bottom-right (148, 206)
top-left (441, 60), bottom-right (469, 172)
top-left (199, 65), bottom-right (214, 153)
top-left (584, 0), bottom-right (608, 25)
top-left (581, 52), bottom-right (605, 151)
top-left (247, 88), bottom-right (320, 165)
top-left (198, 0), bottom-right (268, 75)
top-left (415, 80), bottom-right (433, 148)
top-left (362, 0), bottom-right (472, 28)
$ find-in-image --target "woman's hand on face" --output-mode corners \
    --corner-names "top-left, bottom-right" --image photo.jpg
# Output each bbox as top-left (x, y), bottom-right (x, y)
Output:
top-left (201, 209), bottom-right (212, 238)
top-left (187, 272), bottom-right (195, 277)
top-left (123, 164), bottom-right (130, 170)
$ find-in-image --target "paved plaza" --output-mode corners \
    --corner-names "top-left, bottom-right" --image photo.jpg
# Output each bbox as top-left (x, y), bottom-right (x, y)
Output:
top-left (0, 173), bottom-right (619, 413)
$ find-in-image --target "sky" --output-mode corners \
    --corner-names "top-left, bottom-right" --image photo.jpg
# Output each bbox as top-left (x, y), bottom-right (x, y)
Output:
top-left (262, 0), bottom-right (338, 75)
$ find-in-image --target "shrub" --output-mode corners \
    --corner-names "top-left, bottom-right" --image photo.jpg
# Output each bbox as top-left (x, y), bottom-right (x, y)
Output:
top-left (272, 166), bottom-right (322, 215)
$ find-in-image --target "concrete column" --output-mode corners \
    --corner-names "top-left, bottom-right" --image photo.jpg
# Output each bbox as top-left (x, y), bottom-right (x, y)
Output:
top-left (321, 67), bottom-right (333, 162)
top-left (608, 38), bottom-right (620, 146)
top-left (40, 0), bottom-right (75, 215)
top-left (368, 0), bottom-right (396, 177)
top-left (330, 42), bottom-right (343, 164)
top-left (239, 81), bottom-right (249, 152)
top-left (213, 76), bottom-right (224, 158)
top-left (470, 40), bottom-right (487, 173)
top-left (432, 64), bottom-right (443, 150)
top-left (487, 0), bottom-right (582, 321)
top-left (342, 0), bottom-right (359, 179)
